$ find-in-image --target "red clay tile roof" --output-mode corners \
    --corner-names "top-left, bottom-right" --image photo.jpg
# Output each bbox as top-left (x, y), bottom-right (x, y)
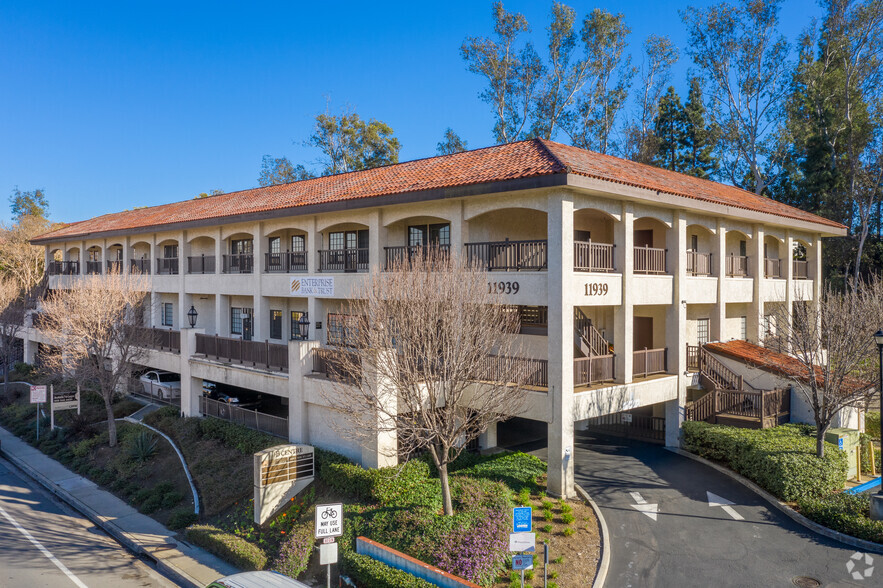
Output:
top-left (705, 340), bottom-right (871, 393)
top-left (33, 139), bottom-right (845, 243)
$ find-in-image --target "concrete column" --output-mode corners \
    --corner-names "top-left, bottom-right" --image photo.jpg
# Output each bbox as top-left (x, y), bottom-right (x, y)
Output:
top-left (23, 312), bottom-right (37, 364)
top-left (547, 192), bottom-right (575, 498)
top-left (149, 234), bottom-right (158, 325)
top-left (366, 209), bottom-right (383, 272)
top-left (360, 349), bottom-right (398, 469)
top-left (252, 222), bottom-right (267, 341)
top-left (784, 230), bottom-right (795, 340)
top-left (307, 216), bottom-right (318, 272)
top-left (450, 200), bottom-right (467, 262)
top-left (216, 294), bottom-right (230, 336)
top-left (614, 202), bottom-right (634, 383)
top-left (121, 237), bottom-right (131, 274)
top-left (178, 230), bottom-right (188, 329)
top-left (214, 228), bottom-right (223, 274)
top-left (749, 225), bottom-right (765, 343)
top-left (664, 211), bottom-right (688, 447)
top-left (80, 240), bottom-right (87, 275)
top-left (179, 328), bottom-right (204, 417)
top-left (288, 339), bottom-right (319, 443)
top-left (712, 221), bottom-right (726, 341)
top-left (478, 422), bottom-right (498, 452)
top-left (813, 234), bottom-right (823, 305)
top-left (307, 297), bottom-right (325, 343)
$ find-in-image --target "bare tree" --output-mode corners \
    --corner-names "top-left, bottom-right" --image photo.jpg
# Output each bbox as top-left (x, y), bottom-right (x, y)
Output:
top-left (0, 278), bottom-right (26, 394)
top-left (325, 251), bottom-right (532, 515)
top-left (40, 270), bottom-right (151, 447)
top-left (0, 215), bottom-right (54, 292)
top-left (624, 34), bottom-right (679, 163)
top-left (767, 279), bottom-right (882, 457)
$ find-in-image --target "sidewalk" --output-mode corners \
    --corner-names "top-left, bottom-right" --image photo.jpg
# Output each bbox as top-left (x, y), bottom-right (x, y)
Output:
top-left (0, 425), bottom-right (238, 588)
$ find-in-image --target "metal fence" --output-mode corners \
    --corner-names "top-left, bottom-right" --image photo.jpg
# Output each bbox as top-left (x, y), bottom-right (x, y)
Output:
top-left (200, 396), bottom-right (288, 438)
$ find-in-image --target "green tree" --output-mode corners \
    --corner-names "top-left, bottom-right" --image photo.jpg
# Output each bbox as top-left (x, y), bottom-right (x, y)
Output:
top-left (258, 155), bottom-right (314, 187)
top-left (9, 187), bottom-right (48, 220)
top-left (308, 111), bottom-right (401, 175)
top-left (624, 35), bottom-right (679, 164)
top-left (681, 78), bottom-right (719, 179)
top-left (436, 128), bottom-right (468, 155)
top-left (652, 87), bottom-right (687, 172)
top-left (195, 189), bottom-right (224, 199)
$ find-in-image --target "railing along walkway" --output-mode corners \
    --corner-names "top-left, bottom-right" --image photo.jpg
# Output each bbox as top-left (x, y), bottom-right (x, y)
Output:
top-left (196, 333), bottom-right (288, 372)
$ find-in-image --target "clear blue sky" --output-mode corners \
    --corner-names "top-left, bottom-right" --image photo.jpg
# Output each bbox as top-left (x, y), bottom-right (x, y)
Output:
top-left (0, 0), bottom-right (823, 225)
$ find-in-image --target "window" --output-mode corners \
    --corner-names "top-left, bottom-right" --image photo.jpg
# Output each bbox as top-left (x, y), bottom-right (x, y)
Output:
top-left (691, 235), bottom-right (698, 252)
top-left (329, 230), bottom-right (368, 250)
top-left (763, 314), bottom-right (774, 340)
top-left (408, 224), bottom-right (450, 248)
top-left (268, 237), bottom-right (281, 254)
top-left (740, 316), bottom-right (747, 340)
top-left (161, 303), bottom-right (173, 327)
top-left (88, 248), bottom-right (100, 261)
top-left (231, 307), bottom-right (252, 336)
top-left (291, 235), bottom-right (305, 252)
top-left (696, 318), bottom-right (709, 346)
top-left (574, 230), bottom-right (591, 242)
top-left (327, 313), bottom-right (361, 347)
top-left (231, 239), bottom-right (253, 255)
top-left (291, 311), bottom-right (308, 340)
top-left (270, 310), bottom-right (282, 340)
top-left (739, 240), bottom-right (747, 257)
top-left (163, 244), bottom-right (178, 259)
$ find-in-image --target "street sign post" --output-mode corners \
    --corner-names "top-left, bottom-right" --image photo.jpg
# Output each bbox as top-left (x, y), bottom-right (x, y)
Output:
top-left (50, 385), bottom-right (79, 431)
top-left (509, 532), bottom-right (536, 552)
top-left (513, 506), bottom-right (532, 533)
top-left (30, 385), bottom-right (46, 440)
top-left (315, 503), bottom-right (343, 588)
top-left (512, 553), bottom-right (533, 588)
top-left (544, 542), bottom-right (549, 588)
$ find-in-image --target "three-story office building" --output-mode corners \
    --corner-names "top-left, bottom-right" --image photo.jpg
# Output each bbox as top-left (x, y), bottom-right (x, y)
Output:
top-left (29, 139), bottom-right (845, 497)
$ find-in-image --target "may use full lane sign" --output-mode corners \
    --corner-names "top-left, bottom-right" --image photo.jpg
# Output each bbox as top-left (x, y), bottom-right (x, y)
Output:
top-left (314, 503), bottom-right (343, 539)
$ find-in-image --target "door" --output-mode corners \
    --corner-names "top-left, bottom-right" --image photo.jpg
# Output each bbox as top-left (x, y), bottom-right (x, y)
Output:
top-left (634, 230), bottom-right (653, 248)
top-left (634, 317), bottom-right (654, 351)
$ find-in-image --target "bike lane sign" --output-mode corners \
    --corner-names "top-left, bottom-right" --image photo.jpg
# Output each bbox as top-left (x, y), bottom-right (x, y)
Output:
top-left (315, 503), bottom-right (343, 539)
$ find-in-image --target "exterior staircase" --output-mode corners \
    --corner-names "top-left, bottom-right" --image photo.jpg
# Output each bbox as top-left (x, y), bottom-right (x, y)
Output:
top-left (574, 308), bottom-right (610, 358)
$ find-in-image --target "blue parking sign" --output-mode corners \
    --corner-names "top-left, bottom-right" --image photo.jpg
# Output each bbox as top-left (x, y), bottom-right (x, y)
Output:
top-left (513, 507), bottom-right (532, 533)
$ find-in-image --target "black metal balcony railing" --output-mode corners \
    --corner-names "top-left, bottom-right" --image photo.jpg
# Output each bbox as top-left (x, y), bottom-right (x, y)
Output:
top-left (633, 246), bottom-right (666, 274)
top-left (188, 254), bottom-right (216, 274)
top-left (726, 255), bottom-right (748, 277)
top-left (465, 239), bottom-right (547, 271)
top-left (383, 245), bottom-right (450, 270)
top-left (105, 260), bottom-right (123, 273)
top-left (574, 241), bottom-right (614, 272)
top-left (222, 254), bottom-right (254, 274)
top-left (793, 260), bottom-right (808, 279)
top-left (85, 261), bottom-right (102, 275)
top-left (156, 257), bottom-right (179, 275)
top-left (265, 251), bottom-right (308, 273)
top-left (764, 258), bottom-right (782, 278)
top-left (47, 261), bottom-right (80, 275)
top-left (318, 249), bottom-right (369, 272)
top-left (130, 259), bottom-right (151, 274)
top-left (686, 251), bottom-right (712, 276)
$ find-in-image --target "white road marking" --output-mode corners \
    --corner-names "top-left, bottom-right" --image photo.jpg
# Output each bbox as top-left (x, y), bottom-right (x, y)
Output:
top-left (0, 503), bottom-right (89, 588)
top-left (706, 491), bottom-right (744, 520)
top-left (629, 492), bottom-right (658, 520)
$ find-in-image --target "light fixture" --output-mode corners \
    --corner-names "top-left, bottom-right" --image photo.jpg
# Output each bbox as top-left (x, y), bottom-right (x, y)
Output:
top-left (298, 313), bottom-right (310, 340)
top-left (187, 305), bottom-right (198, 328)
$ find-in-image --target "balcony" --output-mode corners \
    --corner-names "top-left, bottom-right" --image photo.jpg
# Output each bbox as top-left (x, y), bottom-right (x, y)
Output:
top-left (106, 260), bottom-right (123, 273)
top-left (85, 261), bottom-right (102, 275)
top-left (222, 254), bottom-right (254, 274)
top-left (157, 257), bottom-right (179, 275)
top-left (312, 347), bottom-right (360, 382)
top-left (793, 260), bottom-right (808, 279)
top-left (384, 245), bottom-right (450, 270)
top-left (130, 259), bottom-right (151, 274)
top-left (265, 251), bottom-right (308, 273)
top-left (318, 249), bottom-right (369, 273)
top-left (196, 333), bottom-right (288, 372)
top-left (187, 255), bottom-right (216, 274)
top-left (574, 355), bottom-right (615, 386)
top-left (465, 239), bottom-right (547, 272)
top-left (726, 255), bottom-right (748, 277)
top-left (574, 241), bottom-right (614, 272)
top-left (633, 347), bottom-right (667, 378)
top-left (633, 246), bottom-right (666, 274)
top-left (764, 258), bottom-right (782, 278)
top-left (686, 251), bottom-right (712, 276)
top-left (47, 261), bottom-right (79, 275)
top-left (135, 326), bottom-right (181, 353)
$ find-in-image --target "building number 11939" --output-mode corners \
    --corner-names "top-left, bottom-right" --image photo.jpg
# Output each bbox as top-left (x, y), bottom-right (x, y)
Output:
top-left (585, 283), bottom-right (609, 296)
top-left (488, 281), bottom-right (520, 294)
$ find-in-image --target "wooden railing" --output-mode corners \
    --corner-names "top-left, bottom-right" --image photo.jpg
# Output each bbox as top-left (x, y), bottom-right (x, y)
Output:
top-left (685, 391), bottom-right (716, 423)
top-left (764, 258), bottom-right (781, 278)
top-left (265, 251), bottom-right (308, 273)
top-left (726, 255), bottom-right (748, 277)
top-left (195, 333), bottom-right (288, 372)
top-left (383, 245), bottom-right (451, 270)
top-left (633, 348), bottom-right (667, 378)
top-left (585, 413), bottom-right (665, 443)
top-left (477, 355), bottom-right (549, 388)
top-left (699, 347), bottom-right (742, 391)
top-left (633, 246), bottom-right (666, 274)
top-left (311, 348), bottom-right (360, 382)
top-left (136, 327), bottom-right (181, 352)
top-left (317, 249), bottom-right (369, 272)
top-left (575, 308), bottom-right (609, 356)
top-left (686, 251), bottom-right (712, 276)
top-left (793, 260), bottom-right (808, 279)
top-left (574, 355), bottom-right (615, 386)
top-left (222, 254), bottom-right (254, 274)
top-left (686, 344), bottom-right (700, 371)
top-left (188, 255), bottom-right (216, 274)
top-left (686, 388), bottom-right (789, 425)
top-left (106, 260), bottom-right (123, 273)
top-left (574, 241), bottom-right (614, 272)
top-left (200, 397), bottom-right (288, 439)
top-left (85, 261), bottom-right (102, 274)
top-left (47, 261), bottom-right (80, 275)
top-left (156, 257), bottom-right (179, 275)
top-left (130, 259), bottom-right (151, 274)
top-left (465, 239), bottom-right (548, 271)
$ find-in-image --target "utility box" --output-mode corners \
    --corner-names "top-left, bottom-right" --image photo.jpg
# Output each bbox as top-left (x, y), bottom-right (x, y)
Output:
top-left (825, 428), bottom-right (861, 480)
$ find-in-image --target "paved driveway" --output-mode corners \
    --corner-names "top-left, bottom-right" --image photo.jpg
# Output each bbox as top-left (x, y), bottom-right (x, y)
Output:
top-left (532, 432), bottom-right (877, 587)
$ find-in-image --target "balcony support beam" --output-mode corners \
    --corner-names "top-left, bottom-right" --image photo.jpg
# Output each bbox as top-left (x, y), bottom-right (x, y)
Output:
top-left (664, 210), bottom-right (687, 447)
top-left (712, 220), bottom-right (726, 341)
top-left (180, 328), bottom-right (204, 417)
top-left (614, 202), bottom-right (634, 384)
top-left (749, 224), bottom-right (765, 343)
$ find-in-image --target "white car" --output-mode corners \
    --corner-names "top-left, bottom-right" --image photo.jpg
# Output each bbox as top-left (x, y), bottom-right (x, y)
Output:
top-left (208, 571), bottom-right (310, 588)
top-left (139, 370), bottom-right (181, 400)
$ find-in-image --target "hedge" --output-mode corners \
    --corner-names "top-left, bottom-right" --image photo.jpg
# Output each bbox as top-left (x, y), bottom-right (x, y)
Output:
top-left (341, 551), bottom-right (435, 588)
top-left (682, 422), bottom-right (847, 501)
top-left (797, 493), bottom-right (883, 544)
top-left (197, 417), bottom-right (282, 454)
top-left (867, 411), bottom-right (880, 439)
top-left (185, 524), bottom-right (268, 571)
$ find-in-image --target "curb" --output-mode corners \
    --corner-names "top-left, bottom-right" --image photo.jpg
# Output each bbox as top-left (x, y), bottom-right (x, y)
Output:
top-left (576, 484), bottom-right (609, 588)
top-left (0, 438), bottom-right (205, 588)
top-left (666, 447), bottom-right (883, 555)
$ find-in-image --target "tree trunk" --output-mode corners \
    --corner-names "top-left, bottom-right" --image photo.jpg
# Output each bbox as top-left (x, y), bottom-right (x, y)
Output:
top-left (816, 426), bottom-right (828, 459)
top-left (438, 460), bottom-right (454, 517)
top-left (105, 396), bottom-right (117, 447)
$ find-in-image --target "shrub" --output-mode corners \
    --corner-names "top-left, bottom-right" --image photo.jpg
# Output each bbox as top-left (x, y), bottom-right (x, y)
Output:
top-left (197, 417), bottom-right (281, 454)
top-left (561, 513), bottom-right (575, 525)
top-left (541, 524), bottom-right (553, 534)
top-left (453, 452), bottom-right (546, 494)
top-left (797, 493), bottom-right (883, 544)
top-left (186, 525), bottom-right (268, 571)
top-left (167, 510), bottom-right (198, 530)
top-left (341, 551), bottom-right (435, 588)
top-left (140, 493), bottom-right (164, 514)
top-left (867, 411), bottom-right (880, 439)
top-left (431, 507), bottom-right (509, 584)
top-left (543, 509), bottom-right (553, 522)
top-left (860, 434), bottom-right (882, 474)
top-left (162, 490), bottom-right (184, 510)
top-left (682, 422), bottom-right (847, 501)
top-left (562, 527), bottom-right (575, 537)
top-left (273, 520), bottom-right (315, 579)
top-left (126, 430), bottom-right (158, 463)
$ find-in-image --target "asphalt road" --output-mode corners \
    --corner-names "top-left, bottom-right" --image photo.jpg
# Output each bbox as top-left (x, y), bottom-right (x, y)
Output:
top-left (0, 457), bottom-right (176, 588)
top-left (570, 432), bottom-right (876, 588)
